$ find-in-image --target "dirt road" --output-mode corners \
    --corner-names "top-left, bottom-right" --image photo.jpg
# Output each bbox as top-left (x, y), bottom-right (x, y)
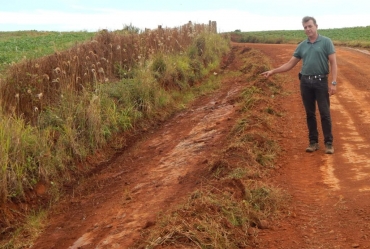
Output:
top-left (252, 43), bottom-right (370, 249)
top-left (30, 43), bottom-right (370, 249)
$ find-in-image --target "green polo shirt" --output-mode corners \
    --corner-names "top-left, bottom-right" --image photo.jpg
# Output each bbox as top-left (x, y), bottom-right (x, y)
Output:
top-left (293, 34), bottom-right (335, 75)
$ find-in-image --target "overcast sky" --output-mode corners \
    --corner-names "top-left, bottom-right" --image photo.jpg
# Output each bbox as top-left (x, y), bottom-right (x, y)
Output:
top-left (1, 0), bottom-right (369, 32)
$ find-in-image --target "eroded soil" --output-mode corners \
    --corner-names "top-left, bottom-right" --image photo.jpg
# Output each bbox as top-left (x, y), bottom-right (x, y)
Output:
top-left (30, 43), bottom-right (370, 249)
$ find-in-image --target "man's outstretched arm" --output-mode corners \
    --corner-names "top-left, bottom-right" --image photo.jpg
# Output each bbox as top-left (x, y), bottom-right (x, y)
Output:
top-left (261, 56), bottom-right (301, 78)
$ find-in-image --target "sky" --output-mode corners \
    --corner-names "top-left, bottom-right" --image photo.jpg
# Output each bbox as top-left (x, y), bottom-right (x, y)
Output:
top-left (0, 0), bottom-right (369, 32)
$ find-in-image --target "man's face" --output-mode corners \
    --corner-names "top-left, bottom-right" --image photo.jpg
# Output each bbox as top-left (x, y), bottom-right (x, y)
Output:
top-left (303, 20), bottom-right (318, 38)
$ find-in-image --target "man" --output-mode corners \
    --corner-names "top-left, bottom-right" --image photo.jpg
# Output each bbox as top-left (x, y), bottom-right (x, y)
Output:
top-left (261, 16), bottom-right (337, 154)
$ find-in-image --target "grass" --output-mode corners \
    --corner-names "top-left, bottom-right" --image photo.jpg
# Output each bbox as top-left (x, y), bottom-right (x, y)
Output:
top-left (2, 210), bottom-right (47, 249)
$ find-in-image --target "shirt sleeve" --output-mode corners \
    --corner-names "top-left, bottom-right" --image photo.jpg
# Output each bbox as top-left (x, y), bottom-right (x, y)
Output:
top-left (326, 38), bottom-right (335, 55)
top-left (293, 41), bottom-right (303, 59)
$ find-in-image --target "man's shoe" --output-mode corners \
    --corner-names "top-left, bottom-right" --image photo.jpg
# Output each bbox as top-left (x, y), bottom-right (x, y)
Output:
top-left (306, 143), bottom-right (319, 152)
top-left (325, 143), bottom-right (334, 154)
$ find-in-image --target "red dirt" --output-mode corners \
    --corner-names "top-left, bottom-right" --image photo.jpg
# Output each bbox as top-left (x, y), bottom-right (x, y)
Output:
top-left (29, 43), bottom-right (370, 249)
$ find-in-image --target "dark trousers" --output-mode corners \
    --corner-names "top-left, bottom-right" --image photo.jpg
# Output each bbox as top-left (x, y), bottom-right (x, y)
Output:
top-left (300, 77), bottom-right (333, 144)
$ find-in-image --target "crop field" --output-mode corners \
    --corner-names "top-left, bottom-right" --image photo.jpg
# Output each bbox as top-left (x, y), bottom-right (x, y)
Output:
top-left (0, 31), bottom-right (96, 72)
top-left (232, 26), bottom-right (370, 47)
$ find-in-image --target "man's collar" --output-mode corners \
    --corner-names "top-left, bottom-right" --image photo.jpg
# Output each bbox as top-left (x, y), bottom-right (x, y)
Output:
top-left (306, 34), bottom-right (321, 43)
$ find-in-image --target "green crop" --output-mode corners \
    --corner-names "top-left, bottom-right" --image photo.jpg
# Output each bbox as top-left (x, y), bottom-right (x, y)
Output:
top-left (0, 31), bottom-right (96, 72)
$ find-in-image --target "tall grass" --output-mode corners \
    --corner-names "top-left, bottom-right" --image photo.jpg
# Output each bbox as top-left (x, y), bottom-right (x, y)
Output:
top-left (0, 112), bottom-right (48, 202)
top-left (0, 21), bottom-right (229, 241)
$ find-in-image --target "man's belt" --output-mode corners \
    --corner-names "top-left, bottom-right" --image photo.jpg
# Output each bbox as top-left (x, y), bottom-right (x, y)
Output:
top-left (302, 74), bottom-right (328, 79)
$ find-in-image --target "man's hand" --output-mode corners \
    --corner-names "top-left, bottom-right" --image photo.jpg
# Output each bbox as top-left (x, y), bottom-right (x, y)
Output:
top-left (329, 85), bottom-right (337, 95)
top-left (260, 70), bottom-right (273, 78)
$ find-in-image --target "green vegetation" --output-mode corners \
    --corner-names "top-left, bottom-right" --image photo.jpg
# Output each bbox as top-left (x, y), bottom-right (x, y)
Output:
top-left (0, 31), bottom-right (96, 72)
top-left (231, 26), bottom-right (370, 48)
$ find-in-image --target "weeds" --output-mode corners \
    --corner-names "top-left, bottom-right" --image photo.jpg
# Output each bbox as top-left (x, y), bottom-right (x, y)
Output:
top-left (1, 209), bottom-right (47, 249)
top-left (143, 181), bottom-right (286, 249)
top-left (134, 47), bottom-right (289, 248)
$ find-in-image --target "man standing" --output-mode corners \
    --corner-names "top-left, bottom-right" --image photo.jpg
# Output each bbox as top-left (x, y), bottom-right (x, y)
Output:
top-left (261, 16), bottom-right (337, 154)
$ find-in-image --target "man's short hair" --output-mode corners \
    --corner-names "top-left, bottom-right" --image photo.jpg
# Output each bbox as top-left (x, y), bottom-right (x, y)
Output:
top-left (302, 16), bottom-right (317, 25)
